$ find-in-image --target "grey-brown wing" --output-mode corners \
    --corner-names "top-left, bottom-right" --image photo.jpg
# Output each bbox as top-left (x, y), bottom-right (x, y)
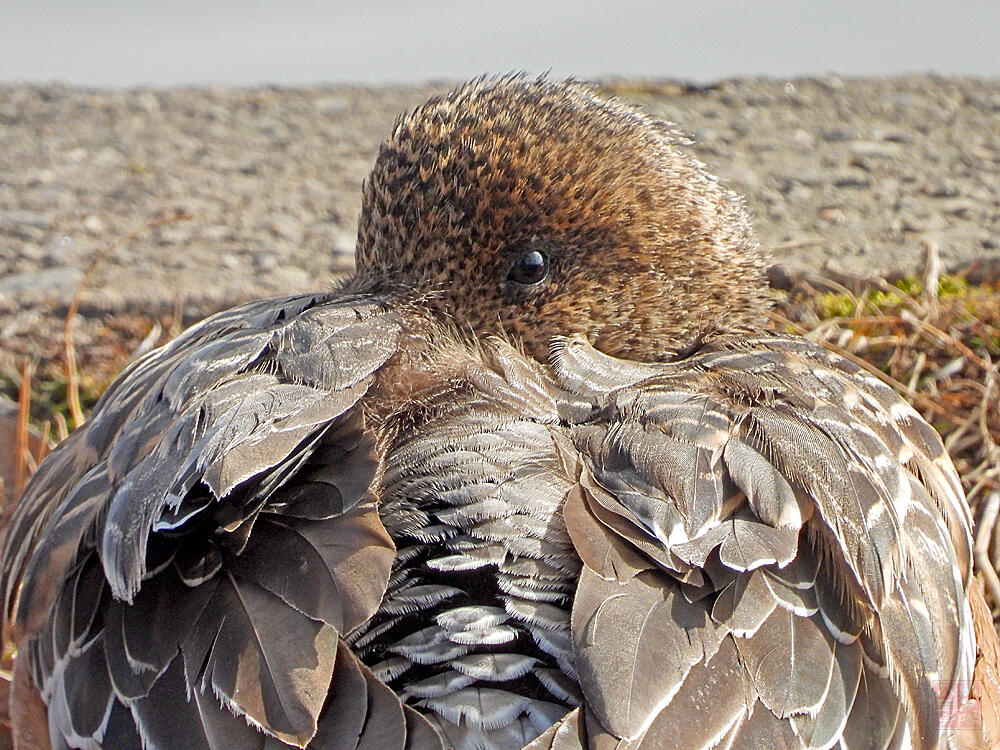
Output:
top-left (0, 292), bottom-right (436, 749)
top-left (554, 334), bottom-right (975, 750)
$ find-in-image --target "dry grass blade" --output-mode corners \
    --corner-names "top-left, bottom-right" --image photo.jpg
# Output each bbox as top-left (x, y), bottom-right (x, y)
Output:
top-left (63, 322), bottom-right (84, 430)
top-left (922, 237), bottom-right (941, 302)
top-left (901, 309), bottom-right (994, 371)
top-left (13, 361), bottom-right (32, 502)
top-left (52, 413), bottom-right (69, 444)
top-left (978, 494), bottom-right (1000, 608)
top-left (34, 422), bottom-right (51, 467)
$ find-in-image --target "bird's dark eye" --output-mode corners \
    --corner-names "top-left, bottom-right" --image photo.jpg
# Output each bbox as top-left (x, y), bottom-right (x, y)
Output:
top-left (507, 250), bottom-right (548, 285)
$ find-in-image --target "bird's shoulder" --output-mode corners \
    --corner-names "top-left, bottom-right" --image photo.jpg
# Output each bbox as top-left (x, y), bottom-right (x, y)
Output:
top-left (550, 331), bottom-right (976, 749)
top-left (2, 289), bottom-right (401, 642)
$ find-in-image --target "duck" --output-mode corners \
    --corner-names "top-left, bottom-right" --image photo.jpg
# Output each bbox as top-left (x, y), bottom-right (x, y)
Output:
top-left (1, 75), bottom-right (997, 750)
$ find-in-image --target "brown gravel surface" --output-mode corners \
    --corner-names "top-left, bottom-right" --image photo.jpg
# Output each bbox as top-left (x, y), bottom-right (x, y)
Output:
top-left (1, 75), bottom-right (999, 388)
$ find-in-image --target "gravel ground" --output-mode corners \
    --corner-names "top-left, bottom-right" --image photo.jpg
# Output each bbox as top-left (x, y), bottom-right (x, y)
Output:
top-left (1, 75), bottom-right (999, 379)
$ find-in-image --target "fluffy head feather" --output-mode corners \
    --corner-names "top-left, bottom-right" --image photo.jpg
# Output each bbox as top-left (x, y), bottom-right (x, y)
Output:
top-left (354, 75), bottom-right (769, 361)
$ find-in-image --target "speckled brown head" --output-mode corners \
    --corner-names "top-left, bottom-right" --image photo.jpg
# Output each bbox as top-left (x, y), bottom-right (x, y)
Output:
top-left (353, 75), bottom-right (770, 361)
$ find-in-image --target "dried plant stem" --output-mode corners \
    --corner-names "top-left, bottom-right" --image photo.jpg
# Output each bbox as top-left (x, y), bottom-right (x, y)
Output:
top-left (35, 422), bottom-right (51, 466)
top-left (13, 360), bottom-right (32, 501)
top-left (53, 413), bottom-right (69, 443)
top-left (977, 493), bottom-right (1000, 615)
top-left (901, 309), bottom-right (994, 370)
top-left (980, 369), bottom-right (1000, 466)
top-left (63, 322), bottom-right (84, 430)
top-left (921, 238), bottom-right (941, 302)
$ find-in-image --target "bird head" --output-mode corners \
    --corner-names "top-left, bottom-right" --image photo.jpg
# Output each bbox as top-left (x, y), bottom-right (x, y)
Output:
top-left (353, 75), bottom-right (770, 361)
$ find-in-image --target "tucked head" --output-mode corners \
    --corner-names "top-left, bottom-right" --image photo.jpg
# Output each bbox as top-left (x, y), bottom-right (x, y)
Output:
top-left (353, 75), bottom-right (770, 361)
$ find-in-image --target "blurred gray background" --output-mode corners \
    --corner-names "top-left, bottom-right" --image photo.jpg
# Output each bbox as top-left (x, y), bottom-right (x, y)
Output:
top-left (2, 0), bottom-right (998, 86)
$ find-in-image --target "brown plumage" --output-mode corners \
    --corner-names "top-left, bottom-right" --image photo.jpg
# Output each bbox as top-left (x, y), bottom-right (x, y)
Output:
top-left (355, 77), bottom-right (768, 361)
top-left (1, 75), bottom-right (997, 750)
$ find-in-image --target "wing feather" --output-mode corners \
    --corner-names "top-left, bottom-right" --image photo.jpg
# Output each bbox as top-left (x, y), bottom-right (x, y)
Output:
top-left (626, 637), bottom-right (752, 750)
top-left (733, 607), bottom-right (834, 719)
top-left (3, 300), bottom-right (980, 750)
top-left (1, 292), bottom-right (402, 749)
top-left (790, 639), bottom-right (862, 750)
top-left (554, 333), bottom-right (976, 750)
top-left (571, 566), bottom-right (720, 740)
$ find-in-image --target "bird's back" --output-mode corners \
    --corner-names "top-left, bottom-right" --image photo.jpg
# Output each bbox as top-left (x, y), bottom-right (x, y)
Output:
top-left (2, 296), bottom-right (986, 749)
